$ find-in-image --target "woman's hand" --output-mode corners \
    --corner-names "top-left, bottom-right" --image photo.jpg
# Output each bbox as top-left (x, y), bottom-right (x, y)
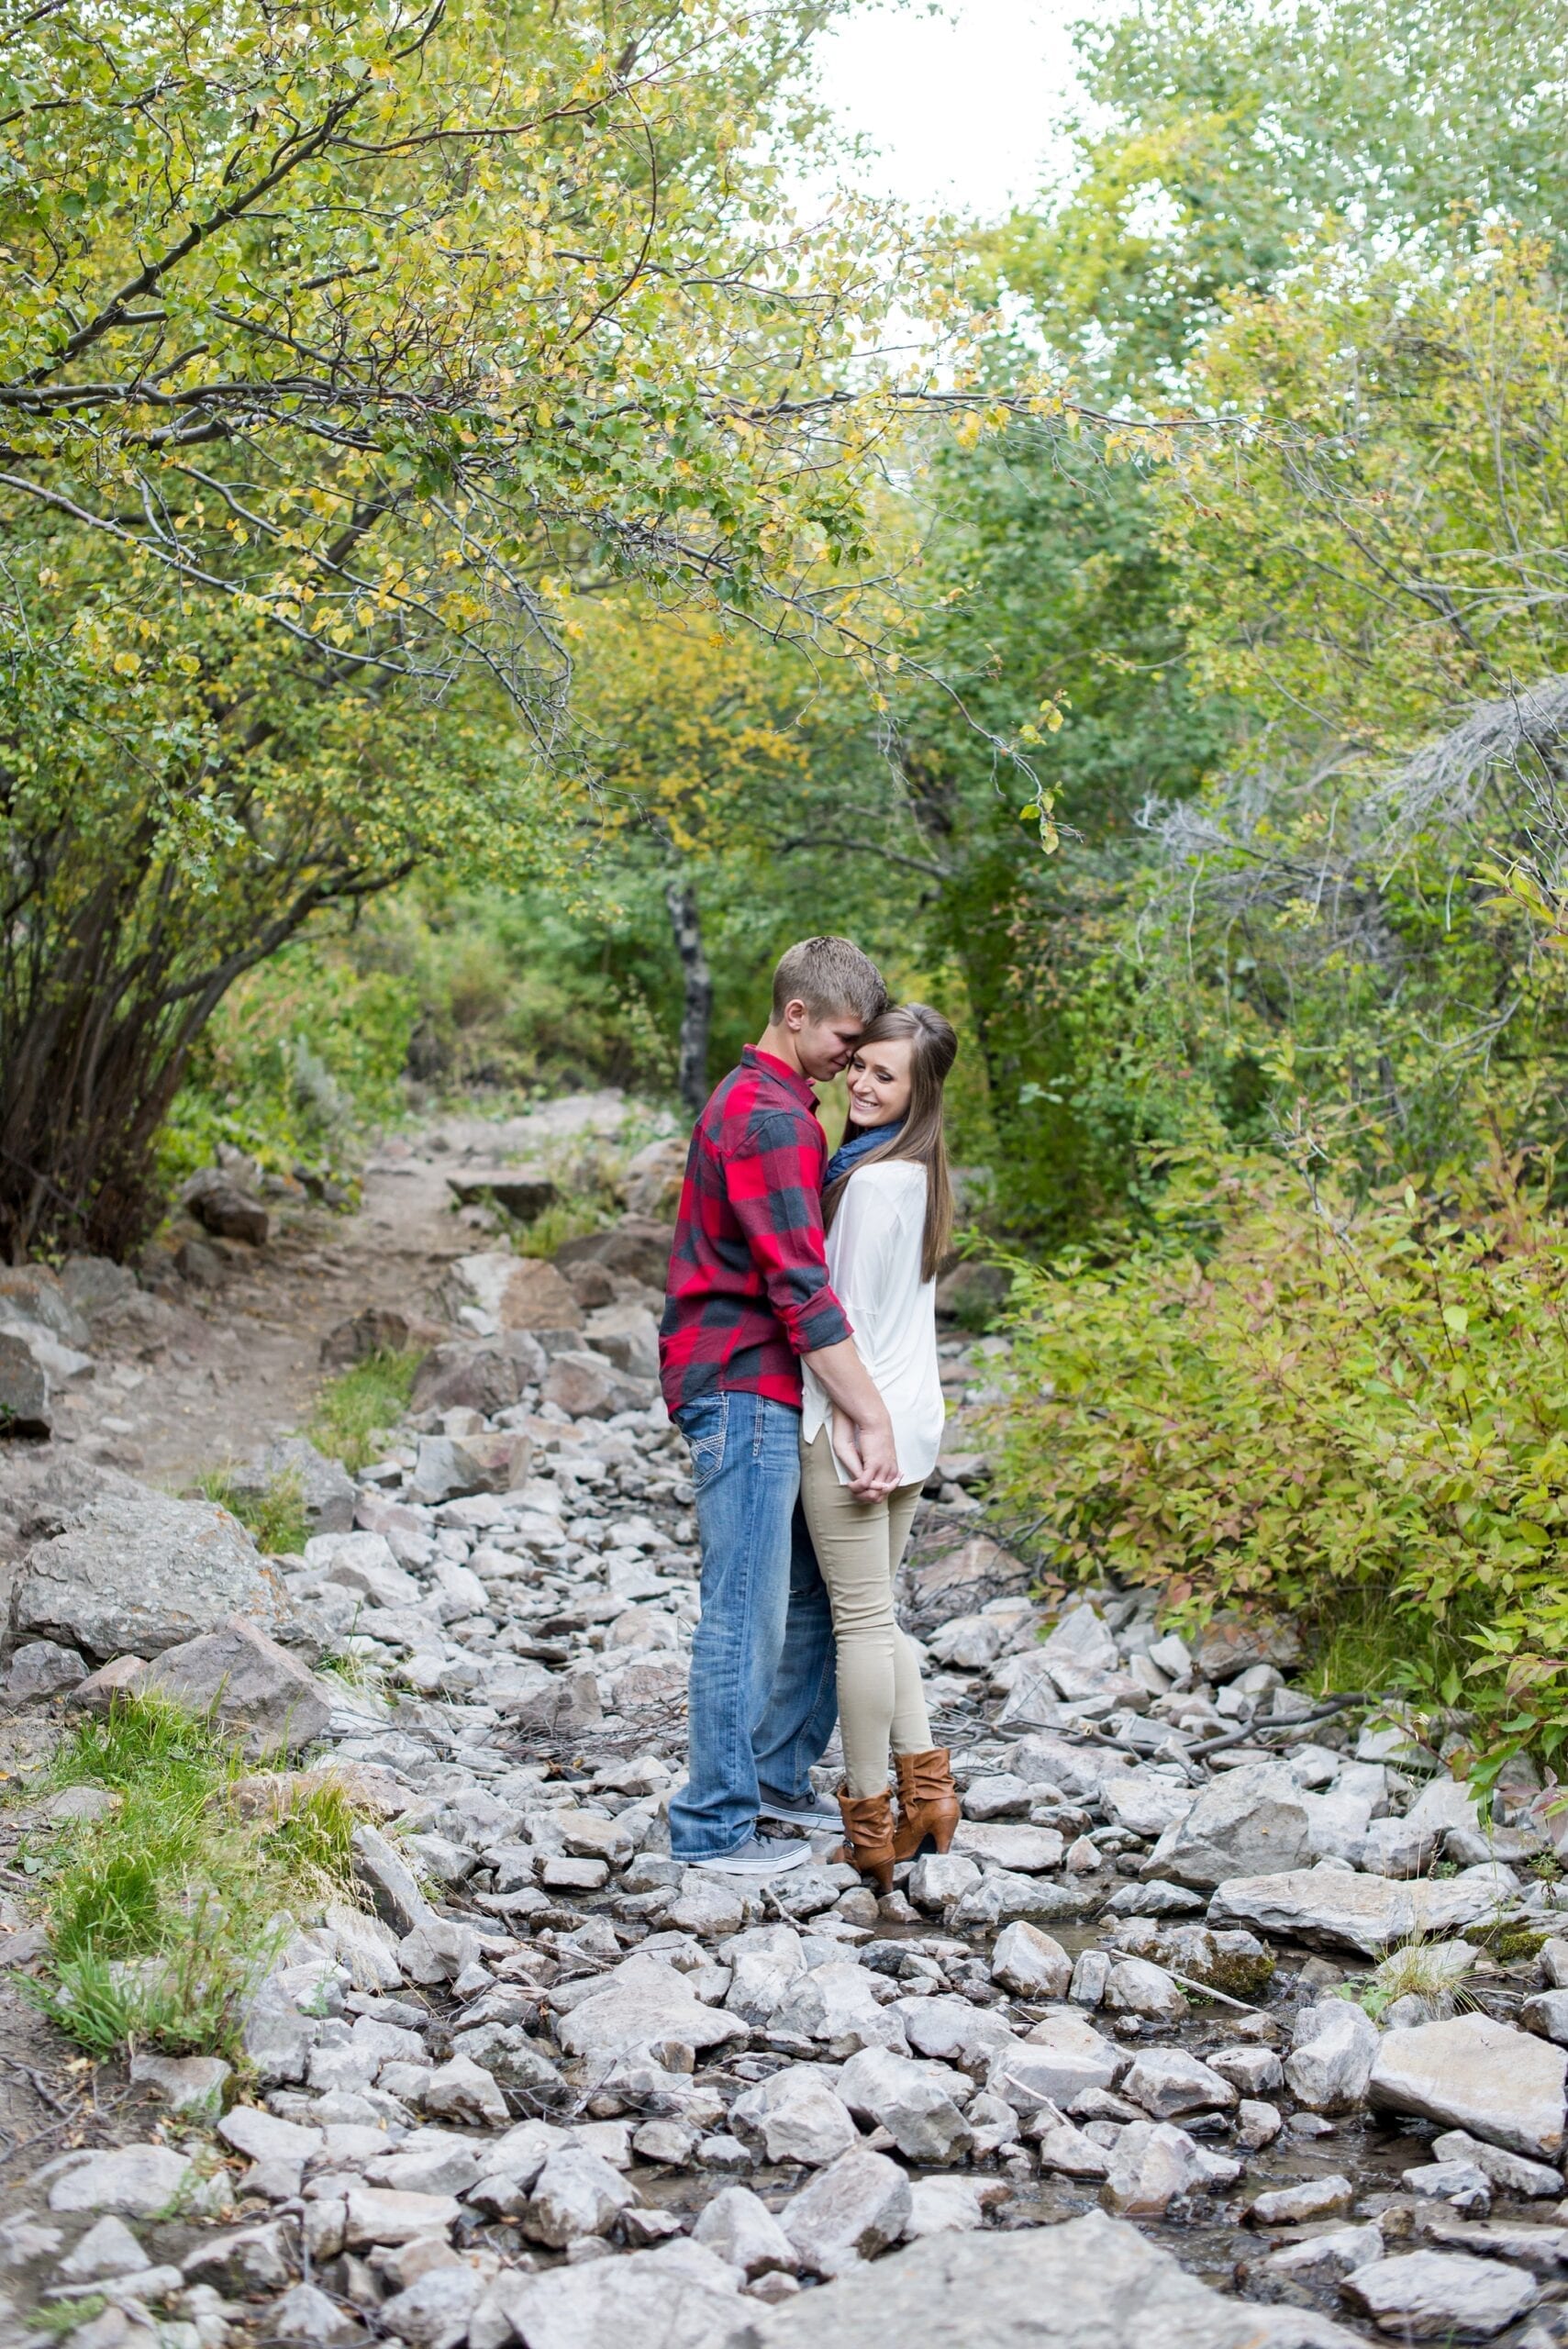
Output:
top-left (830, 1406), bottom-right (864, 1484)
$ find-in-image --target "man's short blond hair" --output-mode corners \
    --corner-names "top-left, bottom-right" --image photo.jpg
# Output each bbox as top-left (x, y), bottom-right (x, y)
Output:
top-left (771, 936), bottom-right (888, 1025)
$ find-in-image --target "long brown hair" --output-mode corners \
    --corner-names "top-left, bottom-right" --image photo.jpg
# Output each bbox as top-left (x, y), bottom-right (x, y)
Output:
top-left (823, 1003), bottom-right (958, 1282)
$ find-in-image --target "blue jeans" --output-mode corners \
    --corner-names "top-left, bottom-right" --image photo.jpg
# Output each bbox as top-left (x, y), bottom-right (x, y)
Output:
top-left (668, 1391), bottom-right (839, 1860)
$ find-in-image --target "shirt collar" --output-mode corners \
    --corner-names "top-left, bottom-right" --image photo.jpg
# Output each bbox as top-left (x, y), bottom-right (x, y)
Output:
top-left (742, 1042), bottom-right (818, 1109)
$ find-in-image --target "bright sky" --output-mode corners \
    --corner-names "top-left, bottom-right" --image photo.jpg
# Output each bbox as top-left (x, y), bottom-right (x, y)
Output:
top-left (808, 0), bottom-right (1092, 224)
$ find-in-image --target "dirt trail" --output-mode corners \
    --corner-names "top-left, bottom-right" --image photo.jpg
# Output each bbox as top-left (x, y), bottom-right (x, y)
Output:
top-left (54, 1090), bottom-right (639, 1490)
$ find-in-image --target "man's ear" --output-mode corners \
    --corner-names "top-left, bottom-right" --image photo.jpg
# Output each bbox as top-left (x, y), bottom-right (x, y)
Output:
top-left (782, 997), bottom-right (808, 1032)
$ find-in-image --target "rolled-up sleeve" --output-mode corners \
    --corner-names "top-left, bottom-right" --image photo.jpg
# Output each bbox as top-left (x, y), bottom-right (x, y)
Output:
top-left (724, 1113), bottom-right (852, 1355)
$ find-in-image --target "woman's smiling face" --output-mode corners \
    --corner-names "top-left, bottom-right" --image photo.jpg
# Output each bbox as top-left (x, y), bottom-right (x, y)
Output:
top-left (846, 1033), bottom-right (914, 1127)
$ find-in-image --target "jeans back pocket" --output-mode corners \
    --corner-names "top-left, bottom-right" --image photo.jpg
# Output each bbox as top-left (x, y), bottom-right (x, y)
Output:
top-left (678, 1394), bottom-right (728, 1492)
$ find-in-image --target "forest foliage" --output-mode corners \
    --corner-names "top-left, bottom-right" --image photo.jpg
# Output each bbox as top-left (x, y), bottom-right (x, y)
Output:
top-left (14, 0), bottom-right (1568, 1763)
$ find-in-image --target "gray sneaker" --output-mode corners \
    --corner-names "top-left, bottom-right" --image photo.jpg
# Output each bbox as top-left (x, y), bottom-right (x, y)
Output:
top-left (693, 1834), bottom-right (813, 1879)
top-left (757, 1784), bottom-right (841, 1831)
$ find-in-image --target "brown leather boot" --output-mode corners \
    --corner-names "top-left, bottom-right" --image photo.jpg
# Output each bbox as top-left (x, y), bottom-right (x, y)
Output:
top-left (891, 1748), bottom-right (960, 1862)
top-left (831, 1787), bottom-right (896, 1897)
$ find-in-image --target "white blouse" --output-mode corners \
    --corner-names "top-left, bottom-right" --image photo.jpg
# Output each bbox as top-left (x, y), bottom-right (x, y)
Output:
top-left (801, 1157), bottom-right (945, 1487)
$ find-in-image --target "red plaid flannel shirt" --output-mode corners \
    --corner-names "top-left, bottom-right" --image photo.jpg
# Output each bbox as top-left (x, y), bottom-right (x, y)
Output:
top-left (659, 1046), bottom-right (852, 1415)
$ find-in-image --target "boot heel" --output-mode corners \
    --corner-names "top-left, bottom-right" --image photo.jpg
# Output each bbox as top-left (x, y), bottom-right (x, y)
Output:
top-left (892, 1747), bottom-right (962, 1864)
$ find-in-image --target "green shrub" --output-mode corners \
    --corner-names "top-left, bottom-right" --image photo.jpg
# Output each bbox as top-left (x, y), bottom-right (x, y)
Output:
top-left (994, 1140), bottom-right (1568, 1778)
top-left (309, 1347), bottom-right (422, 1473)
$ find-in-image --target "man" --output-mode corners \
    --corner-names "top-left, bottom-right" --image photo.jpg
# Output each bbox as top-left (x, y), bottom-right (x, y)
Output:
top-left (659, 935), bottom-right (899, 1876)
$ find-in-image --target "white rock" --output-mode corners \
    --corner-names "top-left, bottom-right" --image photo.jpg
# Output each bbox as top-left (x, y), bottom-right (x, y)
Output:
top-left (478, 2241), bottom-right (740, 2349)
top-left (379, 2264), bottom-right (484, 2349)
top-left (1101, 1775), bottom-right (1195, 1841)
top-left (1144, 1764), bottom-right (1314, 1890)
top-left (57, 2215), bottom-right (150, 2280)
top-left (906, 1853), bottom-right (983, 1913)
top-left (1209, 1865), bottom-right (1515, 1956)
top-left (272, 2283), bottom-right (364, 2345)
top-left (988, 2011), bottom-right (1122, 2113)
top-left (423, 2053), bottom-right (509, 2128)
top-left (897, 1995), bottom-right (1018, 2072)
top-left (1284, 1998), bottom-right (1379, 2114)
top-left (693, 2186), bottom-right (798, 2277)
top-left (555, 1953), bottom-right (748, 2061)
top-left (1261, 2227), bottom-right (1385, 2287)
top-left (991, 1921), bottom-right (1072, 1999)
top-left (730, 2068), bottom-right (858, 2166)
top-left (952, 1822), bottom-right (1064, 1873)
top-left (49, 2145), bottom-right (192, 2217)
top-left (780, 2148), bottom-right (913, 2278)
top-left (339, 2187), bottom-right (462, 2248)
top-left (772, 1961), bottom-right (910, 2055)
top-left (521, 2146), bottom-right (639, 2247)
top-left (1208, 2046), bottom-right (1284, 2097)
top-left (902, 2176), bottom-right (984, 2239)
top-left (950, 1869), bottom-right (1090, 1932)
top-left (725, 1926), bottom-right (808, 2025)
top-left (1031, 2110), bottom-right (1112, 2179)
top-left (217, 2106), bottom-right (323, 2165)
top-left (1101, 2121), bottom-right (1240, 2216)
top-left (1103, 1957), bottom-right (1187, 2022)
top-left (1430, 2130), bottom-right (1565, 2199)
top-left (1121, 2047), bottom-right (1238, 2120)
top-left (1369, 2012), bottom-right (1567, 2163)
top-left (1340, 2249), bottom-right (1538, 2338)
top-left (837, 2048), bottom-right (975, 2165)
top-left (1402, 2160), bottom-right (1492, 2214)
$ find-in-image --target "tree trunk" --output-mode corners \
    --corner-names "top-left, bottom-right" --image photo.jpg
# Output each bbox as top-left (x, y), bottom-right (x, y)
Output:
top-left (665, 875), bottom-right (712, 1118)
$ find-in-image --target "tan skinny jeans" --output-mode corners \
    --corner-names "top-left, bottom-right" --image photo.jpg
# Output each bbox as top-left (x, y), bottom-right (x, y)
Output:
top-left (799, 1427), bottom-right (932, 1797)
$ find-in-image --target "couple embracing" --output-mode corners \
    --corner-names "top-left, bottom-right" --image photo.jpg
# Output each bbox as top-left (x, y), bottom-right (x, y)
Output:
top-left (657, 933), bottom-right (961, 1893)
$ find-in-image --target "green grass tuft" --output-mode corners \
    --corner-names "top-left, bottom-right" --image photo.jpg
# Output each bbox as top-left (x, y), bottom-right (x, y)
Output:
top-left (516, 1193), bottom-right (611, 1258)
top-left (308, 1346), bottom-right (422, 1472)
top-left (28, 1694), bottom-right (362, 2060)
top-left (196, 1465), bottom-right (309, 1554)
top-left (30, 2297), bottom-right (108, 2337)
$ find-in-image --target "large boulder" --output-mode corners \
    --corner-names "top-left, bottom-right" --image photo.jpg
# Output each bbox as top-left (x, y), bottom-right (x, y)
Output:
top-left (12, 1466), bottom-right (288, 1662)
top-left (132, 1619), bottom-right (331, 1754)
top-left (1369, 2013), bottom-right (1567, 2164)
top-left (554, 1219), bottom-right (675, 1291)
top-left (1208, 1865), bottom-right (1516, 1957)
top-left (183, 1166), bottom-right (269, 1245)
top-left (1145, 1764), bottom-right (1314, 1890)
top-left (411, 1343), bottom-right (522, 1418)
top-left (727, 2209), bottom-right (1361, 2348)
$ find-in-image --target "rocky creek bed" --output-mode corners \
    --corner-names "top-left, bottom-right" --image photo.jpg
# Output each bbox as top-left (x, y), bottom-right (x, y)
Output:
top-left (3, 1186), bottom-right (1568, 2346)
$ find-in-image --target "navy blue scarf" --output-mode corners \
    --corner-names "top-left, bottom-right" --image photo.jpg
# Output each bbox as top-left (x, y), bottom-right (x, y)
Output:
top-left (825, 1120), bottom-right (904, 1188)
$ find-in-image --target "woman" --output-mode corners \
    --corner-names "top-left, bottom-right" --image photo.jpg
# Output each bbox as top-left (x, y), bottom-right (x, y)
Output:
top-left (800, 1001), bottom-right (962, 1894)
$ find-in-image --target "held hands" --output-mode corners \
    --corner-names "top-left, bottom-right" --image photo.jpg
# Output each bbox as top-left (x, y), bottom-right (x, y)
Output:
top-left (832, 1406), bottom-right (901, 1501)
